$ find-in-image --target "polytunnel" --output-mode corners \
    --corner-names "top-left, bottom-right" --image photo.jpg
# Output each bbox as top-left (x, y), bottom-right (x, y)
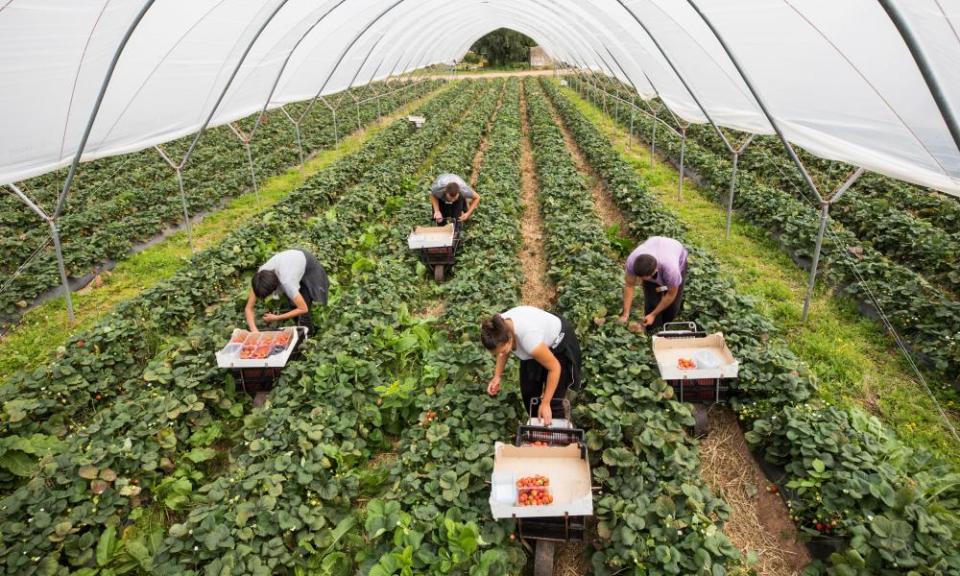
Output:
top-left (1, 0), bottom-right (960, 319)
top-left (4, 3), bottom-right (960, 575)
top-left (1, 0), bottom-right (958, 192)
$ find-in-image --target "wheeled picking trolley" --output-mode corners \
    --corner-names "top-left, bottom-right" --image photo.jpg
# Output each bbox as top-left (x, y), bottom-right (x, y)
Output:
top-left (651, 321), bottom-right (740, 437)
top-left (215, 326), bottom-right (308, 399)
top-left (490, 398), bottom-right (593, 576)
top-left (407, 221), bottom-right (462, 282)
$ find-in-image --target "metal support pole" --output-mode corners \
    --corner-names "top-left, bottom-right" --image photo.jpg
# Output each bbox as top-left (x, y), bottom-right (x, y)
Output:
top-left (615, 0), bottom-right (737, 156)
top-left (155, 145), bottom-right (194, 252)
top-left (678, 126), bottom-right (687, 200)
top-left (320, 96), bottom-right (339, 149)
top-left (802, 201), bottom-right (830, 322)
top-left (629, 105), bottom-right (635, 149)
top-left (175, 169), bottom-right (193, 251)
top-left (244, 141), bottom-right (259, 207)
top-left (686, 0), bottom-right (822, 202)
top-left (878, 0), bottom-right (960, 161)
top-left (354, 94), bottom-right (362, 132)
top-left (726, 152), bottom-right (739, 238)
top-left (226, 123), bottom-right (260, 206)
top-left (650, 108), bottom-right (659, 167)
top-left (7, 183), bottom-right (76, 320)
top-left (245, 0), bottom-right (350, 144)
top-left (55, 0), bottom-right (156, 219)
top-left (48, 220), bottom-right (74, 321)
top-left (178, 0), bottom-right (292, 170)
top-left (280, 105), bottom-right (305, 167)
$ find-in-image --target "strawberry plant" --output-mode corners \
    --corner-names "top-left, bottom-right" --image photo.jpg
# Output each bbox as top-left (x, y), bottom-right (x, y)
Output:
top-left (142, 80), bottom-right (510, 575)
top-left (0, 81), bottom-right (440, 324)
top-left (575, 75), bottom-right (960, 387)
top-left (555, 77), bottom-right (960, 575)
top-left (0, 84), bottom-right (487, 575)
top-left (526, 80), bottom-right (743, 574)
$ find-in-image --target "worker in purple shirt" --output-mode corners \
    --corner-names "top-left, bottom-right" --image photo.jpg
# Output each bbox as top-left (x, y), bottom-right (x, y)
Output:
top-left (618, 236), bottom-right (688, 331)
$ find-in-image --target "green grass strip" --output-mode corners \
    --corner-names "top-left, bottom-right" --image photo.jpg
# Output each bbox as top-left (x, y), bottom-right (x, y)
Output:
top-left (558, 84), bottom-right (960, 465)
top-left (0, 85), bottom-right (450, 378)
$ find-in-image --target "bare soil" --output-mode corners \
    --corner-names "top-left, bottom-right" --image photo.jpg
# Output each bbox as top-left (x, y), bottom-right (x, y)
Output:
top-left (518, 83), bottom-right (556, 309)
top-left (414, 299), bottom-right (445, 319)
top-left (701, 407), bottom-right (811, 575)
top-left (543, 101), bottom-right (630, 236)
top-left (544, 90), bottom-right (810, 576)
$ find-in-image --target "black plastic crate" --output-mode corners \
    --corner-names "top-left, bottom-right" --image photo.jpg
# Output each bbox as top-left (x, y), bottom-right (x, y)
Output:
top-left (514, 425), bottom-right (585, 448)
top-left (667, 378), bottom-right (734, 403)
top-left (517, 514), bottom-right (588, 542)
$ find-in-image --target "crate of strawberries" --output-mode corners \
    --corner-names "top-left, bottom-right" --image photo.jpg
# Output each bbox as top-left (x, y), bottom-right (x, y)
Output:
top-left (215, 327), bottom-right (300, 368)
top-left (489, 443), bottom-right (593, 519)
top-left (516, 475), bottom-right (554, 506)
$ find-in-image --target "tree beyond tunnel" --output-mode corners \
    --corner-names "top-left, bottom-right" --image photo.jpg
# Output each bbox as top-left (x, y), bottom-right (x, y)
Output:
top-left (469, 28), bottom-right (537, 66)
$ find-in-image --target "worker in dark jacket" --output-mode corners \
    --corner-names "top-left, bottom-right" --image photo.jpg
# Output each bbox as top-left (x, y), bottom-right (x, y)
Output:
top-left (481, 306), bottom-right (582, 426)
top-left (245, 249), bottom-right (328, 335)
top-left (429, 173), bottom-right (480, 225)
top-left (618, 236), bottom-right (688, 331)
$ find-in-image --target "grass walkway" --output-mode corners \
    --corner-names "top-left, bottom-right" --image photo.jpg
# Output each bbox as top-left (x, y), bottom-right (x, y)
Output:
top-left (0, 85), bottom-right (449, 379)
top-left (558, 84), bottom-right (960, 465)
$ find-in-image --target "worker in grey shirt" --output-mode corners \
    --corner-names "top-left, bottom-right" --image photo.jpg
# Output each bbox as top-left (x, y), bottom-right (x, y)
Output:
top-left (429, 173), bottom-right (480, 225)
top-left (245, 249), bottom-right (328, 335)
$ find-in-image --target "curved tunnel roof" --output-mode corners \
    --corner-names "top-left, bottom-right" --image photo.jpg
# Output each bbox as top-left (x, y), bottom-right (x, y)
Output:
top-left (1, 0), bottom-right (958, 196)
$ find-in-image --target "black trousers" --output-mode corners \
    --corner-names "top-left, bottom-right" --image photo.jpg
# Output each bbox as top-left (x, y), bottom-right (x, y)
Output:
top-left (286, 250), bottom-right (328, 336)
top-left (642, 279), bottom-right (685, 332)
top-left (437, 196), bottom-right (467, 223)
top-left (518, 317), bottom-right (582, 419)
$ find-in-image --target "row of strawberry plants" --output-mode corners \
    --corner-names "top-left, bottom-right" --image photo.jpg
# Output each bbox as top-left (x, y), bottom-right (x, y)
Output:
top-left (0, 83), bottom-right (491, 576)
top-left (367, 79), bottom-right (530, 574)
top-left (0, 87), bottom-right (465, 492)
top-left (573, 77), bottom-right (960, 385)
top-left (526, 80), bottom-right (744, 575)
top-left (680, 123), bottom-right (960, 298)
top-left (586, 73), bottom-right (960, 279)
top-left (141, 80), bottom-right (509, 575)
top-left (0, 80), bottom-right (439, 323)
top-left (546, 78), bottom-right (960, 576)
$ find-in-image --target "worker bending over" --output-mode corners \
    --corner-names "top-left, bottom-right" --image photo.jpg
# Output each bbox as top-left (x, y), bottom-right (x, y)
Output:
top-left (429, 173), bottom-right (480, 225)
top-left (618, 236), bottom-right (688, 331)
top-left (246, 249), bottom-right (328, 335)
top-left (481, 306), bottom-right (582, 426)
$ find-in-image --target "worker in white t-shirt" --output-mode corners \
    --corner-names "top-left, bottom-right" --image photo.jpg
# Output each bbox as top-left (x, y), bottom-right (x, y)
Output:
top-left (481, 306), bottom-right (582, 426)
top-left (245, 249), bottom-right (328, 334)
top-left (429, 173), bottom-right (480, 225)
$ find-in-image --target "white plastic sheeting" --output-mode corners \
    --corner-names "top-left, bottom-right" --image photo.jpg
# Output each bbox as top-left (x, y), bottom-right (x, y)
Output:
top-left (1, 0), bottom-right (959, 196)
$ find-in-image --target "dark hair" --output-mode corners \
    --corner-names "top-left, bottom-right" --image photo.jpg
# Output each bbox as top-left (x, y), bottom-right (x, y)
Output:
top-left (252, 270), bottom-right (280, 298)
top-left (480, 314), bottom-right (511, 350)
top-left (632, 254), bottom-right (657, 278)
top-left (444, 181), bottom-right (461, 198)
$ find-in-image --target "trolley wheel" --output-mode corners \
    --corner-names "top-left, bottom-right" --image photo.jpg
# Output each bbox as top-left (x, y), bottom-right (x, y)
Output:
top-left (691, 404), bottom-right (709, 438)
top-left (434, 264), bottom-right (445, 282)
top-left (533, 540), bottom-right (555, 576)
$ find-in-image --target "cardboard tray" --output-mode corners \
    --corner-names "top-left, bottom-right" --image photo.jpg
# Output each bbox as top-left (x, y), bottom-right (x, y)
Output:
top-left (407, 224), bottom-right (455, 249)
top-left (215, 327), bottom-right (300, 369)
top-left (489, 443), bottom-right (593, 519)
top-left (652, 332), bottom-right (739, 380)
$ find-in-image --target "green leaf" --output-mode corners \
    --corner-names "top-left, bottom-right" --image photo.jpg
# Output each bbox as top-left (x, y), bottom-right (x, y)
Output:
top-left (0, 451), bottom-right (36, 477)
top-left (365, 500), bottom-right (401, 539)
top-left (124, 539), bottom-right (152, 570)
top-left (185, 447), bottom-right (218, 463)
top-left (811, 459), bottom-right (825, 473)
top-left (97, 526), bottom-right (117, 567)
